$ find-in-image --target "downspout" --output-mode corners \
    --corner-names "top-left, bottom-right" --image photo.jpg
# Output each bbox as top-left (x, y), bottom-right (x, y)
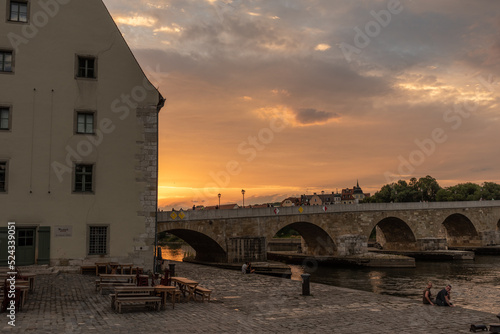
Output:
top-left (154, 93), bottom-right (166, 274)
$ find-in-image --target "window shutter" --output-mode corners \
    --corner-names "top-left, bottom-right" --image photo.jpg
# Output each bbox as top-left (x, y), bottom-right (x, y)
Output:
top-left (38, 226), bottom-right (51, 265)
top-left (0, 227), bottom-right (7, 266)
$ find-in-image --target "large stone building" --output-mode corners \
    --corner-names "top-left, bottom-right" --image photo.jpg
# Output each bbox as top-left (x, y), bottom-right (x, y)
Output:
top-left (0, 0), bottom-right (164, 269)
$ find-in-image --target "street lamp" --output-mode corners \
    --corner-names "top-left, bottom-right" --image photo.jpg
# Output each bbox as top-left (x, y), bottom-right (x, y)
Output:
top-left (241, 189), bottom-right (245, 208)
top-left (218, 193), bottom-right (221, 208)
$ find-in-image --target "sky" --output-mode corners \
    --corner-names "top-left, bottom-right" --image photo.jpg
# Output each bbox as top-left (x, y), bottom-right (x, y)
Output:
top-left (102, 0), bottom-right (500, 210)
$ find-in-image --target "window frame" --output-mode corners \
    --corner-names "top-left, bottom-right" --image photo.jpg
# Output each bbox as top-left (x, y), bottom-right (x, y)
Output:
top-left (0, 160), bottom-right (8, 193)
top-left (7, 0), bottom-right (29, 24)
top-left (73, 163), bottom-right (95, 194)
top-left (75, 54), bottom-right (97, 80)
top-left (87, 225), bottom-right (109, 256)
top-left (0, 106), bottom-right (11, 131)
top-left (0, 50), bottom-right (14, 73)
top-left (75, 110), bottom-right (96, 135)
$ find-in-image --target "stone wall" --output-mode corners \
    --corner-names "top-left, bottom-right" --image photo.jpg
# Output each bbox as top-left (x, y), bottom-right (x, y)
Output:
top-left (132, 106), bottom-right (158, 271)
top-left (417, 238), bottom-right (447, 251)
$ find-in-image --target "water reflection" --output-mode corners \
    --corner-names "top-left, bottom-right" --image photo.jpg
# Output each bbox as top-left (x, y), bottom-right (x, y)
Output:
top-left (290, 256), bottom-right (500, 314)
top-left (160, 243), bottom-right (195, 262)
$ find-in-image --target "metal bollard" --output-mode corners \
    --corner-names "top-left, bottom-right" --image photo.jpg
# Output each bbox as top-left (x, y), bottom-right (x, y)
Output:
top-left (169, 263), bottom-right (176, 277)
top-left (301, 273), bottom-right (311, 296)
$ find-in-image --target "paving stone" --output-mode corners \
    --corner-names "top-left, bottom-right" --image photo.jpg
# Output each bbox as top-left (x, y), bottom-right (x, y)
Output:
top-left (1, 261), bottom-right (497, 333)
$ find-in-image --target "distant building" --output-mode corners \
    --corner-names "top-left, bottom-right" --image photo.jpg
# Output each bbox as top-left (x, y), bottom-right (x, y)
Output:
top-left (297, 181), bottom-right (370, 206)
top-left (342, 181), bottom-right (370, 204)
top-left (0, 0), bottom-right (164, 269)
top-left (281, 197), bottom-right (300, 207)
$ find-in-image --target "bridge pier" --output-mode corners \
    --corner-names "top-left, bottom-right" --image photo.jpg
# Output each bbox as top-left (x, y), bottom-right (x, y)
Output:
top-left (336, 235), bottom-right (367, 256)
top-left (417, 238), bottom-right (447, 251)
top-left (479, 231), bottom-right (500, 246)
top-left (228, 237), bottom-right (267, 263)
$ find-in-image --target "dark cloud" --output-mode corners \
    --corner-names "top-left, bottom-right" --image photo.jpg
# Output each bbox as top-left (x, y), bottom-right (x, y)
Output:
top-left (294, 108), bottom-right (341, 125)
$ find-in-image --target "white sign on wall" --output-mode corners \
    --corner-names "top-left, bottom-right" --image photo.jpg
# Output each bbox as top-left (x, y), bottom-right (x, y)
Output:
top-left (55, 226), bottom-right (72, 237)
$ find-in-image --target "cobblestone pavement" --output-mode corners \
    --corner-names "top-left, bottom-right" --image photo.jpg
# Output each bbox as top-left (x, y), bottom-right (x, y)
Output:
top-left (2, 261), bottom-right (498, 333)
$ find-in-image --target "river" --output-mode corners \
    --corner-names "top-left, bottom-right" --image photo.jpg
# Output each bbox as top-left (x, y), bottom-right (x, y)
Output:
top-left (161, 243), bottom-right (500, 314)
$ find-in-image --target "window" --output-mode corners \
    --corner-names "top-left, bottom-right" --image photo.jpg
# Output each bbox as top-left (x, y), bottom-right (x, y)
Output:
top-left (0, 51), bottom-right (13, 73)
top-left (88, 226), bottom-right (108, 255)
top-left (77, 56), bottom-right (96, 79)
top-left (0, 107), bottom-right (10, 130)
top-left (9, 1), bottom-right (28, 23)
top-left (0, 162), bottom-right (6, 192)
top-left (17, 229), bottom-right (34, 246)
top-left (74, 164), bottom-right (93, 193)
top-left (76, 112), bottom-right (94, 134)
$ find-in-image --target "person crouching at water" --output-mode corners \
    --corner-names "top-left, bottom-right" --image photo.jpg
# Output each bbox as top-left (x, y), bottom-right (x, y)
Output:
top-left (241, 261), bottom-right (255, 274)
top-left (423, 281), bottom-right (435, 305)
top-left (241, 262), bottom-right (248, 274)
top-left (436, 284), bottom-right (454, 307)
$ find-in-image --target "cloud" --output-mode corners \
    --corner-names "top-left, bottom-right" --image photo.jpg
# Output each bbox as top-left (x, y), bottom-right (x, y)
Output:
top-left (102, 0), bottom-right (500, 209)
top-left (295, 108), bottom-right (341, 125)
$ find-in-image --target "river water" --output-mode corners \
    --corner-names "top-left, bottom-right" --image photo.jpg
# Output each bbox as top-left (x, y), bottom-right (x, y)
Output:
top-left (161, 244), bottom-right (500, 314)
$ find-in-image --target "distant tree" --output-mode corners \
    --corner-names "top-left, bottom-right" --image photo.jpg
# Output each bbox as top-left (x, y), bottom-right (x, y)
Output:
top-left (364, 177), bottom-right (500, 203)
top-left (436, 183), bottom-right (481, 201)
top-left (480, 182), bottom-right (500, 200)
top-left (416, 175), bottom-right (441, 202)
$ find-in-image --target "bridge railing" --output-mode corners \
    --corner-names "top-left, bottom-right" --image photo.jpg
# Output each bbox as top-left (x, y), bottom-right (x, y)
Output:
top-left (158, 200), bottom-right (500, 222)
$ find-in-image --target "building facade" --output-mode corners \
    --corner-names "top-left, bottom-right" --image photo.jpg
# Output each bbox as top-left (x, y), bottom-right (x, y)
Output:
top-left (0, 0), bottom-right (164, 269)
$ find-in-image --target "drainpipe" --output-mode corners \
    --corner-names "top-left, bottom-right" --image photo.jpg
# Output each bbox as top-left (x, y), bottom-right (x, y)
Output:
top-left (154, 94), bottom-right (166, 274)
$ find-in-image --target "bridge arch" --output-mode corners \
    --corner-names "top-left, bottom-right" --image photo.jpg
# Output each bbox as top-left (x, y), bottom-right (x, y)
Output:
top-left (272, 222), bottom-right (336, 256)
top-left (373, 217), bottom-right (417, 250)
top-left (163, 229), bottom-right (227, 263)
top-left (440, 213), bottom-right (480, 247)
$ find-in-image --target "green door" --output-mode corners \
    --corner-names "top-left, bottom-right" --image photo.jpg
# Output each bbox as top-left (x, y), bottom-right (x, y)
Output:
top-left (16, 228), bottom-right (36, 266)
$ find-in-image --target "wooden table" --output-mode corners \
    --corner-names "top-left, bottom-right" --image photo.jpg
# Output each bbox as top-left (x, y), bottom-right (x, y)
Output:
top-left (154, 285), bottom-right (180, 309)
top-left (171, 277), bottom-right (199, 302)
top-left (108, 262), bottom-right (120, 274)
top-left (15, 283), bottom-right (30, 310)
top-left (95, 262), bottom-right (108, 276)
top-left (118, 263), bottom-right (133, 274)
top-left (21, 273), bottom-right (36, 292)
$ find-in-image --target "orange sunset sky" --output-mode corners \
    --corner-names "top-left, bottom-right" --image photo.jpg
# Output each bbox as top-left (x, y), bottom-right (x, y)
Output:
top-left (102, 0), bottom-right (500, 210)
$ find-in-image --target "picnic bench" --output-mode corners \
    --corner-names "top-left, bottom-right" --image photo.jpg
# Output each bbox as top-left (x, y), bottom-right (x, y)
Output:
top-left (194, 286), bottom-right (212, 302)
top-left (111, 287), bottom-right (161, 313)
top-left (154, 285), bottom-right (181, 309)
top-left (96, 274), bottom-right (136, 294)
top-left (171, 277), bottom-right (199, 302)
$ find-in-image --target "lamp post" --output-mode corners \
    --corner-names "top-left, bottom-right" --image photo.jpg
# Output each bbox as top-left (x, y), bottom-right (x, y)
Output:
top-left (218, 193), bottom-right (221, 208)
top-left (241, 189), bottom-right (245, 208)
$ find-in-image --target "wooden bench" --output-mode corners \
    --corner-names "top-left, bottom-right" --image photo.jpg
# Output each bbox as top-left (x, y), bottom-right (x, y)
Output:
top-left (115, 296), bottom-right (161, 313)
top-left (97, 274), bottom-right (137, 294)
top-left (110, 292), bottom-right (152, 310)
top-left (194, 286), bottom-right (212, 302)
top-left (99, 282), bottom-right (135, 294)
top-left (80, 266), bottom-right (96, 275)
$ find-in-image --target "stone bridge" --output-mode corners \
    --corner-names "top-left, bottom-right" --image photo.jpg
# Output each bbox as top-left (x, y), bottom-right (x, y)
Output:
top-left (157, 201), bottom-right (500, 263)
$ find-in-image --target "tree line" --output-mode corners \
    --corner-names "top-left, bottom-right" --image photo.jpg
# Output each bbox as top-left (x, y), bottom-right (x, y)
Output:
top-left (362, 176), bottom-right (500, 203)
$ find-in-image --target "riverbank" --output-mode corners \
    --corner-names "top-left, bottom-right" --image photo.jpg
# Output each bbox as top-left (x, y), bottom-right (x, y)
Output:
top-left (4, 261), bottom-right (498, 333)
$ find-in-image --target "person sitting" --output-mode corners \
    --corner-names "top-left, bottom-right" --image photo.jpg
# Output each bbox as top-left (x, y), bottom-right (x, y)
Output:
top-left (241, 262), bottom-right (248, 274)
top-left (435, 284), bottom-right (454, 307)
top-left (241, 262), bottom-right (255, 274)
top-left (246, 262), bottom-right (255, 274)
top-left (422, 281), bottom-right (435, 305)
